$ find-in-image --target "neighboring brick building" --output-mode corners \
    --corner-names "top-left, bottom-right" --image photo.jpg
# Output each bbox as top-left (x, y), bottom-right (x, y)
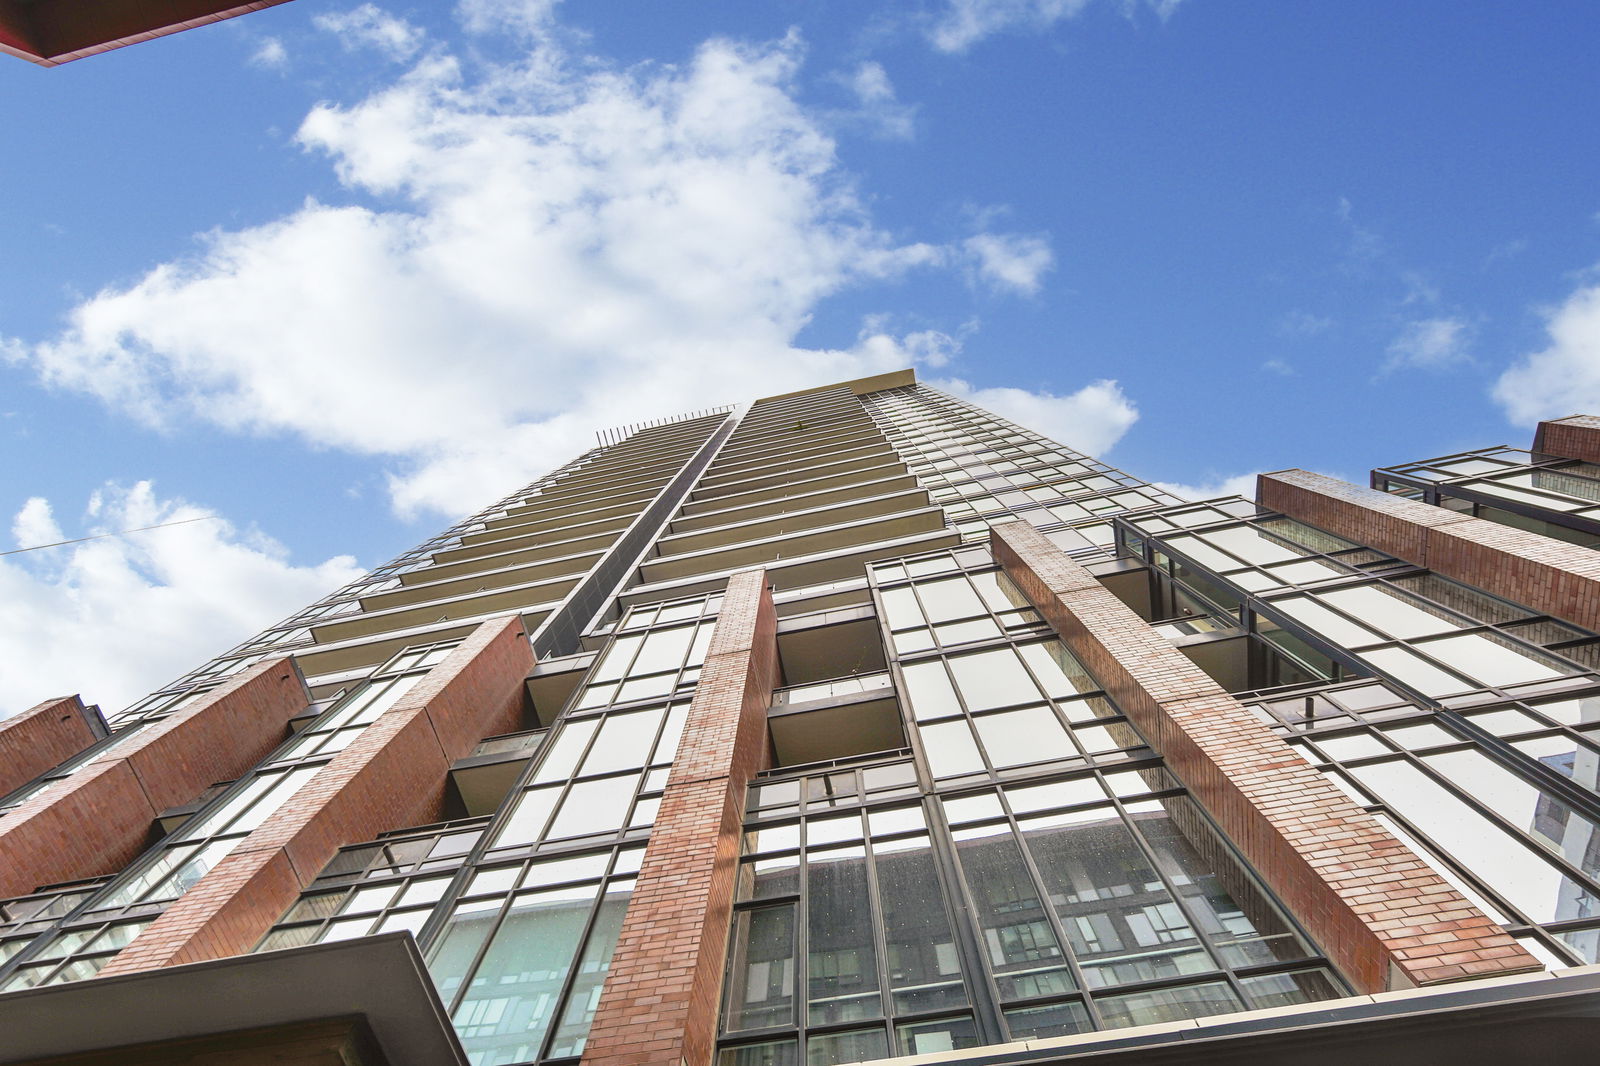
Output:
top-left (3, 370), bottom-right (1600, 1065)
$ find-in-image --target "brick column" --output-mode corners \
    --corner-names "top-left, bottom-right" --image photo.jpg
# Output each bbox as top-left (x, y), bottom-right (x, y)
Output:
top-left (0, 695), bottom-right (103, 798)
top-left (1533, 414), bottom-right (1600, 462)
top-left (0, 658), bottom-right (308, 901)
top-left (582, 569), bottom-right (777, 1066)
top-left (991, 521), bottom-right (1539, 990)
top-left (97, 616), bottom-right (533, 976)
top-left (1260, 469), bottom-right (1600, 632)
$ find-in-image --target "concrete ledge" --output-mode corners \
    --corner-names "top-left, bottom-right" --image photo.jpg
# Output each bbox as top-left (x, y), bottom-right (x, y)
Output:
top-left (0, 932), bottom-right (463, 1065)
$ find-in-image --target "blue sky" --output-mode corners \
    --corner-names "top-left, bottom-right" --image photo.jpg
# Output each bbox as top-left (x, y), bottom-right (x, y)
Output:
top-left (3, 0), bottom-right (1599, 716)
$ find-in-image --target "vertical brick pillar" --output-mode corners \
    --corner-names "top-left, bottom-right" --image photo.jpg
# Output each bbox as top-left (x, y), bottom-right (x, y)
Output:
top-left (0, 657), bottom-right (308, 900)
top-left (1533, 414), bottom-right (1600, 462)
top-left (1260, 469), bottom-right (1600, 632)
top-left (97, 615), bottom-right (534, 976)
top-left (0, 694), bottom-right (103, 798)
top-left (991, 521), bottom-right (1539, 990)
top-left (582, 569), bottom-right (777, 1066)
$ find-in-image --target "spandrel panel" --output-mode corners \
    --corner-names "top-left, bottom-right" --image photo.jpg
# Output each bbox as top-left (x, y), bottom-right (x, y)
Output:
top-left (915, 577), bottom-right (986, 623)
top-left (1094, 980), bottom-right (1242, 1029)
top-left (581, 708), bottom-right (663, 775)
top-left (1017, 641), bottom-right (1099, 698)
top-left (1420, 634), bottom-right (1564, 687)
top-left (919, 721), bottom-right (985, 778)
top-left (547, 777), bottom-right (637, 839)
top-left (1318, 586), bottom-right (1461, 640)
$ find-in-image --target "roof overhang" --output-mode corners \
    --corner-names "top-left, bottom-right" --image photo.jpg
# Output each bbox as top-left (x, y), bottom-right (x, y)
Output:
top-left (0, 0), bottom-right (296, 67)
top-left (0, 932), bottom-right (466, 1065)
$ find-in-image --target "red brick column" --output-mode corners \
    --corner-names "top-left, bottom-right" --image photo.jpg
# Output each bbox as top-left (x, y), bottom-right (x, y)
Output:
top-left (1259, 469), bottom-right (1600, 632)
top-left (0, 695), bottom-right (103, 798)
top-left (992, 520), bottom-right (1538, 990)
top-left (1533, 414), bottom-right (1600, 462)
top-left (582, 569), bottom-right (777, 1066)
top-left (97, 615), bottom-right (534, 976)
top-left (0, 658), bottom-right (308, 900)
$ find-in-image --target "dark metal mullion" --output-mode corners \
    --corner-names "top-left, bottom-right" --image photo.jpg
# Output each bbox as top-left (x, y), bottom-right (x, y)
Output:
top-left (441, 865), bottom-right (529, 1016)
top-left (795, 830), bottom-right (812, 1052)
top-left (990, 793), bottom-right (1102, 1032)
top-left (1426, 707), bottom-right (1600, 828)
top-left (921, 799), bottom-right (1007, 1047)
top-left (537, 868), bottom-right (623, 1062)
top-left (856, 820), bottom-right (896, 1049)
top-left (1346, 788), bottom-right (1546, 935)
top-left (1398, 739), bottom-right (1600, 889)
top-left (1102, 789), bottom-right (1286, 1009)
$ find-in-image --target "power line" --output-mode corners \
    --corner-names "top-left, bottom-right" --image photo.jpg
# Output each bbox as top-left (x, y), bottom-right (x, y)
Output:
top-left (0, 514), bottom-right (221, 557)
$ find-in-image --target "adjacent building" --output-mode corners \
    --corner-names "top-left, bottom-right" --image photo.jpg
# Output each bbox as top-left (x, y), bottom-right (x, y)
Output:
top-left (2, 370), bottom-right (1599, 1065)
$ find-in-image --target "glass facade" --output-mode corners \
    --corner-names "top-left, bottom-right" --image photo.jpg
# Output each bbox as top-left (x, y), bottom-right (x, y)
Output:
top-left (5, 377), bottom-right (1599, 1066)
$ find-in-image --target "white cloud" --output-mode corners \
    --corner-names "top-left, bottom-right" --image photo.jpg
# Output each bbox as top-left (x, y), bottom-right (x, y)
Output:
top-left (1277, 310), bottom-right (1331, 337)
top-left (12, 497), bottom-right (63, 550)
top-left (0, 484), bottom-right (362, 720)
top-left (963, 232), bottom-right (1054, 294)
top-left (841, 61), bottom-right (916, 140)
top-left (1261, 358), bottom-right (1294, 376)
top-left (1152, 473), bottom-right (1259, 502)
top-left (457, 0), bottom-right (561, 38)
top-left (1493, 278), bottom-right (1600, 425)
top-left (249, 37), bottom-right (288, 70)
top-left (313, 3), bottom-right (427, 61)
top-left (934, 377), bottom-right (1137, 456)
top-left (927, 0), bottom-right (1180, 53)
top-left (1384, 316), bottom-right (1472, 372)
top-left (12, 17), bottom-right (1085, 519)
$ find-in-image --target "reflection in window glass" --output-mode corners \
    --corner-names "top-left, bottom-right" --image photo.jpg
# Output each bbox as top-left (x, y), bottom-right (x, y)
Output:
top-left (1347, 759), bottom-right (1598, 922)
top-left (1094, 980), bottom-right (1242, 1028)
top-left (1020, 808), bottom-right (1208, 989)
top-left (807, 846), bottom-right (881, 1025)
top-left (951, 825), bottom-right (1074, 1000)
top-left (452, 886), bottom-right (595, 1063)
top-left (726, 907), bottom-right (797, 1031)
top-left (1130, 797), bottom-right (1306, 966)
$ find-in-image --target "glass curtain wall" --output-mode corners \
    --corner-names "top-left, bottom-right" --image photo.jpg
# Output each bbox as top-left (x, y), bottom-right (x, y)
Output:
top-left (717, 545), bottom-right (1341, 1066)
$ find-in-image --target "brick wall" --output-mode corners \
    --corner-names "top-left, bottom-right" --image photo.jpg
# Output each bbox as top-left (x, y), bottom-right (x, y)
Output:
top-left (1533, 415), bottom-right (1600, 463)
top-left (581, 569), bottom-right (777, 1066)
top-left (1259, 469), bottom-right (1600, 633)
top-left (97, 616), bottom-right (533, 976)
top-left (0, 658), bottom-right (308, 900)
top-left (0, 695), bottom-right (102, 799)
top-left (991, 520), bottom-right (1539, 991)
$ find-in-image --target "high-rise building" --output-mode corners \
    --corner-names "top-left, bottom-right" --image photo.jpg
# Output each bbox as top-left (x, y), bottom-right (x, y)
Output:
top-left (2, 370), bottom-right (1599, 1065)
